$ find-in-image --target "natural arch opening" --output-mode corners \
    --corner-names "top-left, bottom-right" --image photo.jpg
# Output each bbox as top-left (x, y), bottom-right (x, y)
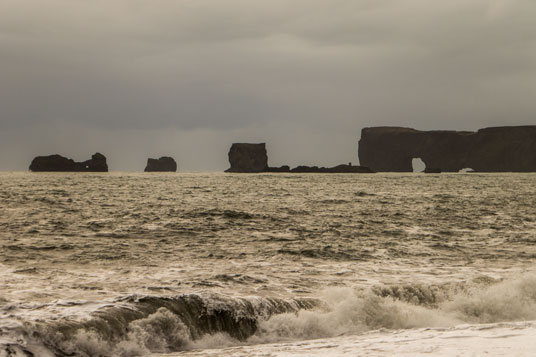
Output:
top-left (412, 158), bottom-right (426, 173)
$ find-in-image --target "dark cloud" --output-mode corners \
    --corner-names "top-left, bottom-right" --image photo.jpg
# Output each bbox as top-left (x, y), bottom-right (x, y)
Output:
top-left (1, 0), bottom-right (535, 170)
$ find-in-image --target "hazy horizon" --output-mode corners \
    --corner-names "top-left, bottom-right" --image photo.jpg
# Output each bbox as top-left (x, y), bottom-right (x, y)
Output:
top-left (1, 1), bottom-right (535, 171)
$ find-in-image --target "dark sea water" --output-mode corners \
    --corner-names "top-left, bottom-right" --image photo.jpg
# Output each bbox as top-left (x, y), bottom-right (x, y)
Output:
top-left (1, 172), bottom-right (536, 356)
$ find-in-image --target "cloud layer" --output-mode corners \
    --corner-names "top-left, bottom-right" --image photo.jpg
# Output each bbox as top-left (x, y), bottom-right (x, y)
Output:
top-left (1, 0), bottom-right (535, 170)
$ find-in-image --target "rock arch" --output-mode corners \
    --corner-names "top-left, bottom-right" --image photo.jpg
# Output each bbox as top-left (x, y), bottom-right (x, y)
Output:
top-left (358, 126), bottom-right (536, 172)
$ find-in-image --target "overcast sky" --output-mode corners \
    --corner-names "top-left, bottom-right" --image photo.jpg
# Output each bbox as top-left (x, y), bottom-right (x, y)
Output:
top-left (1, 0), bottom-right (535, 171)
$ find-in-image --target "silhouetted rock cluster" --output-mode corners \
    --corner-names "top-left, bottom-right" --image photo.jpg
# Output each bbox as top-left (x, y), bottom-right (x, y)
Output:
top-left (29, 153), bottom-right (108, 172)
top-left (144, 157), bottom-right (177, 172)
top-left (29, 125), bottom-right (536, 173)
top-left (226, 143), bottom-right (373, 173)
top-left (359, 126), bottom-right (536, 172)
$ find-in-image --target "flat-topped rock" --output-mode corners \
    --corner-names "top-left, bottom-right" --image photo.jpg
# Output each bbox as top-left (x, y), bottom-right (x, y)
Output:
top-left (225, 143), bottom-right (268, 173)
top-left (144, 157), bottom-right (177, 172)
top-left (29, 153), bottom-right (108, 172)
top-left (358, 126), bottom-right (536, 172)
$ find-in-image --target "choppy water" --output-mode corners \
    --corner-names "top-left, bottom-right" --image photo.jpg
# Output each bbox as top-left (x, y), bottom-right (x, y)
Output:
top-left (1, 172), bottom-right (535, 356)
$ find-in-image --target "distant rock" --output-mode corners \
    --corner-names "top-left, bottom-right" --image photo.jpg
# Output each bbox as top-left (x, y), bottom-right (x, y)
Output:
top-left (358, 126), bottom-right (536, 172)
top-left (290, 164), bottom-right (374, 173)
top-left (144, 157), bottom-right (177, 172)
top-left (29, 153), bottom-right (108, 172)
top-left (86, 153), bottom-right (108, 172)
top-left (265, 166), bottom-right (291, 172)
top-left (225, 143), bottom-right (268, 173)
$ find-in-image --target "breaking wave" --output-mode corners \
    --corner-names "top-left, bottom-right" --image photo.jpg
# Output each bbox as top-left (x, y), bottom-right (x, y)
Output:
top-left (254, 274), bottom-right (536, 343)
top-left (0, 294), bottom-right (317, 357)
top-left (3, 274), bottom-right (536, 356)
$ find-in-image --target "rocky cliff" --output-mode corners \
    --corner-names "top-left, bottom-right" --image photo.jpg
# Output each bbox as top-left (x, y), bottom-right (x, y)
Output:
top-left (144, 157), bottom-right (177, 172)
top-left (29, 153), bottom-right (108, 172)
top-left (225, 143), bottom-right (268, 173)
top-left (358, 126), bottom-right (536, 172)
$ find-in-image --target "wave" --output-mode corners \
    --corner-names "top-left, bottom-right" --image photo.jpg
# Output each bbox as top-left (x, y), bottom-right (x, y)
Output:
top-left (371, 276), bottom-right (499, 307)
top-left (0, 294), bottom-right (317, 357)
top-left (277, 247), bottom-right (374, 260)
top-left (183, 209), bottom-right (255, 220)
top-left (253, 274), bottom-right (536, 344)
top-left (181, 209), bottom-right (284, 223)
top-left (3, 274), bottom-right (536, 356)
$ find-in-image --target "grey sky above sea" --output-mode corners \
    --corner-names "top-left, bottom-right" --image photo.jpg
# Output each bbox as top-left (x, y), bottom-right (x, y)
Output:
top-left (1, 0), bottom-right (535, 171)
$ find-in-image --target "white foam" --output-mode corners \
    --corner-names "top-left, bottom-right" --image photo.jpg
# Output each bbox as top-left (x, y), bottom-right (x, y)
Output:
top-left (165, 321), bottom-right (536, 356)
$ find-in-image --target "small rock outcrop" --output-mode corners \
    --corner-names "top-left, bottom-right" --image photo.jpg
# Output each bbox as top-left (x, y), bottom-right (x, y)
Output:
top-left (29, 153), bottom-right (108, 172)
top-left (358, 126), bottom-right (536, 172)
top-left (265, 165), bottom-right (291, 172)
top-left (144, 157), bottom-right (177, 172)
top-left (290, 164), bottom-right (374, 173)
top-left (225, 143), bottom-right (268, 173)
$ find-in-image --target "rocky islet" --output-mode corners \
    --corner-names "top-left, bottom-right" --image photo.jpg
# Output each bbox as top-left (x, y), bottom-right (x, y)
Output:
top-left (144, 157), bottom-right (177, 172)
top-left (29, 152), bottom-right (108, 172)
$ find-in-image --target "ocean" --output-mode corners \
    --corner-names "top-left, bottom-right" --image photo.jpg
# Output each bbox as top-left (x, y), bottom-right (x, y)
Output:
top-left (1, 172), bottom-right (535, 356)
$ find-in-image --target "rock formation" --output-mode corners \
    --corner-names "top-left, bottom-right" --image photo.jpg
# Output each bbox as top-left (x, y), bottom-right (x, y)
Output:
top-left (29, 153), bottom-right (108, 172)
top-left (265, 165), bottom-right (291, 173)
top-left (226, 143), bottom-right (373, 173)
top-left (290, 164), bottom-right (374, 173)
top-left (225, 143), bottom-right (268, 173)
top-left (144, 157), bottom-right (177, 172)
top-left (358, 126), bottom-right (536, 172)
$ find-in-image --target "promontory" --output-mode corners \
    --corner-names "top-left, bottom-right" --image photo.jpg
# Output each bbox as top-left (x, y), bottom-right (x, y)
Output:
top-left (358, 126), bottom-right (536, 172)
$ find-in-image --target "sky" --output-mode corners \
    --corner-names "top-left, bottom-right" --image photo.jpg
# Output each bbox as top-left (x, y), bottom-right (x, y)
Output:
top-left (1, 0), bottom-right (535, 171)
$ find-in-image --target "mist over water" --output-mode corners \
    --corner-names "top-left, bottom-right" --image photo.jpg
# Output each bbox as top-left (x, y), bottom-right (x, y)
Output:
top-left (1, 172), bottom-right (536, 356)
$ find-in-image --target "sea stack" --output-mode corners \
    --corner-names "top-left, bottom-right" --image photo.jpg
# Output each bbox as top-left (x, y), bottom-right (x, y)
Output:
top-left (358, 126), bottom-right (536, 172)
top-left (225, 143), bottom-right (268, 173)
top-left (29, 153), bottom-right (108, 172)
top-left (144, 157), bottom-right (177, 172)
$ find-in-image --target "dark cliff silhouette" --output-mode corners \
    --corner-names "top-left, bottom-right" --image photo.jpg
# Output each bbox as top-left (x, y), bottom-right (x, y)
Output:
top-left (144, 157), bottom-right (177, 172)
top-left (29, 153), bottom-right (108, 172)
top-left (358, 126), bottom-right (536, 172)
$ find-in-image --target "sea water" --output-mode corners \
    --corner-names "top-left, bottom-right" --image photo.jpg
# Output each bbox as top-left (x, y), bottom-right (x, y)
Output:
top-left (1, 172), bottom-right (535, 356)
